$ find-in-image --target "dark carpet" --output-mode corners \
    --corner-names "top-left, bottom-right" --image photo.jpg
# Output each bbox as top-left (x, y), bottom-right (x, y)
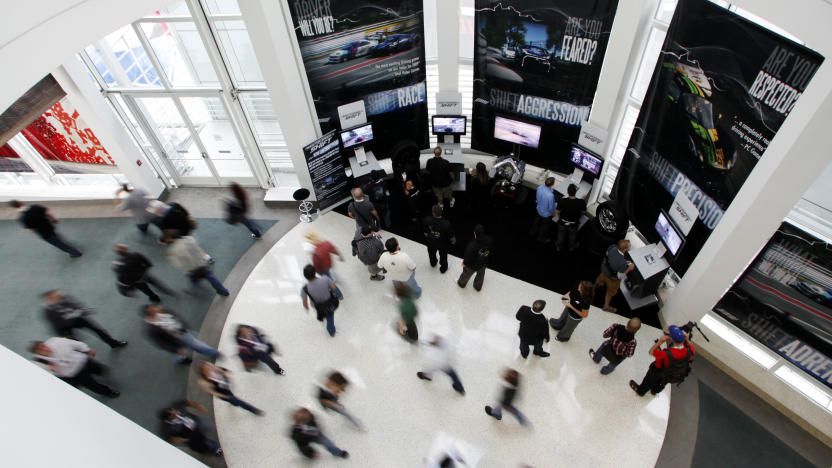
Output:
top-left (0, 216), bottom-right (275, 433)
top-left (692, 380), bottom-right (814, 468)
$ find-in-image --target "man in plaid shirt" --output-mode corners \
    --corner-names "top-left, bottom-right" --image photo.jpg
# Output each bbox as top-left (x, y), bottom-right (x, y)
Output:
top-left (589, 317), bottom-right (641, 374)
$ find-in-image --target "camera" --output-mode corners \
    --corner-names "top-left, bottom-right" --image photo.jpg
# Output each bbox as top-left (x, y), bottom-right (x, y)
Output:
top-left (656, 321), bottom-right (710, 343)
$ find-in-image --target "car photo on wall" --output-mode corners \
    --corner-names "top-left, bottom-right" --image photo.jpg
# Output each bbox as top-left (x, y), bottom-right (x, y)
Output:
top-left (328, 40), bottom-right (376, 63)
top-left (370, 33), bottom-right (421, 57)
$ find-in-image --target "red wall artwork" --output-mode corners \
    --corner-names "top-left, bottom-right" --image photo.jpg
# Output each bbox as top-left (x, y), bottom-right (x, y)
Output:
top-left (21, 98), bottom-right (115, 165)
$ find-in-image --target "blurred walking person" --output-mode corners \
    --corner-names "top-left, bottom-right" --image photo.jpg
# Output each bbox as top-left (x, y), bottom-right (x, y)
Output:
top-left (317, 370), bottom-right (365, 430)
top-left (198, 362), bottom-right (263, 415)
top-left (42, 290), bottom-right (126, 348)
top-left (115, 184), bottom-right (159, 234)
top-left (305, 229), bottom-right (344, 299)
top-left (416, 334), bottom-right (465, 395)
top-left (158, 399), bottom-right (223, 456)
top-left (164, 232), bottom-right (229, 296)
top-left (353, 226), bottom-right (385, 281)
top-left (484, 368), bottom-right (529, 427)
top-left (236, 324), bottom-right (284, 375)
top-left (290, 407), bottom-right (349, 459)
top-left (395, 282), bottom-right (419, 343)
top-left (225, 182), bottom-right (262, 239)
top-left (10, 200), bottom-right (82, 257)
top-left (30, 337), bottom-right (119, 397)
top-left (112, 243), bottom-right (175, 302)
top-left (301, 265), bottom-right (341, 337)
top-left (143, 304), bottom-right (219, 364)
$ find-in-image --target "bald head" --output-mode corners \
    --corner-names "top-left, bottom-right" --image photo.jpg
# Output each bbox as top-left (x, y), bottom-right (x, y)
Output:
top-left (617, 239), bottom-right (631, 252)
top-left (626, 317), bottom-right (642, 333)
top-left (352, 187), bottom-right (364, 200)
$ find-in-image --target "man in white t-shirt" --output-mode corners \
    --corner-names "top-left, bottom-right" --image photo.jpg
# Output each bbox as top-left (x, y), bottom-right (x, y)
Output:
top-left (377, 237), bottom-right (421, 298)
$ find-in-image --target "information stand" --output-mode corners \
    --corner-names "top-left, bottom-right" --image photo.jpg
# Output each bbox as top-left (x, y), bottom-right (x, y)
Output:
top-left (302, 130), bottom-right (351, 213)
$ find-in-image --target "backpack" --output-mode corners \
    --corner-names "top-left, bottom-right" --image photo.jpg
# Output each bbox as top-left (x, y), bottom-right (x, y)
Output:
top-left (303, 285), bottom-right (339, 321)
top-left (661, 346), bottom-right (693, 385)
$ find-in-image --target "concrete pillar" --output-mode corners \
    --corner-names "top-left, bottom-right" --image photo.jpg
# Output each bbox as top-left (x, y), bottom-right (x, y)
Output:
top-left (436, 0), bottom-right (461, 91)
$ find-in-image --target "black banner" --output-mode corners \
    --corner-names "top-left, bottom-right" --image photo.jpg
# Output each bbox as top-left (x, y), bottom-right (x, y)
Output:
top-left (472, 0), bottom-right (618, 171)
top-left (612, 0), bottom-right (823, 275)
top-left (303, 130), bottom-right (351, 211)
top-left (714, 222), bottom-right (832, 390)
top-left (289, 0), bottom-right (428, 155)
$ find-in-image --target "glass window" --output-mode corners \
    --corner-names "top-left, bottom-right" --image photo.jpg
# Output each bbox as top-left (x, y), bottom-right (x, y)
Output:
top-left (140, 22), bottom-right (219, 87)
top-left (212, 21), bottom-right (265, 86)
top-left (145, 1), bottom-right (191, 16)
top-left (203, 0), bottom-right (241, 16)
top-left (85, 26), bottom-right (162, 87)
top-left (609, 105), bottom-right (640, 167)
top-left (655, 0), bottom-right (678, 24)
top-left (631, 27), bottom-right (667, 103)
top-left (179, 97), bottom-right (252, 179)
top-left (460, 0), bottom-right (475, 60)
top-left (239, 93), bottom-right (282, 145)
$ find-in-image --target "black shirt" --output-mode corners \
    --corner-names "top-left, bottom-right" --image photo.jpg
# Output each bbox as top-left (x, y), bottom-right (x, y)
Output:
top-left (291, 415), bottom-right (322, 458)
top-left (115, 252), bottom-right (152, 283)
top-left (348, 199), bottom-right (377, 228)
top-left (557, 197), bottom-right (587, 223)
top-left (426, 157), bottom-right (452, 187)
top-left (567, 288), bottom-right (590, 319)
top-left (318, 386), bottom-right (338, 406)
top-left (423, 216), bottom-right (454, 246)
top-left (515, 305), bottom-right (550, 342)
top-left (159, 399), bottom-right (201, 444)
top-left (500, 384), bottom-right (517, 407)
top-left (21, 205), bottom-right (55, 238)
top-left (463, 235), bottom-right (493, 269)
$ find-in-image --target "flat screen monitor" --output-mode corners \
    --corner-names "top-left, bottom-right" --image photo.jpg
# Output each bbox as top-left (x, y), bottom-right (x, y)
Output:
top-left (340, 123), bottom-right (373, 150)
top-left (432, 115), bottom-right (467, 135)
top-left (569, 145), bottom-right (604, 178)
top-left (655, 210), bottom-right (685, 258)
top-left (494, 116), bottom-right (541, 148)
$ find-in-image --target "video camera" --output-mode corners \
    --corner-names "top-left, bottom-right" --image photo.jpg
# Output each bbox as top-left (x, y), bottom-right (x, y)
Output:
top-left (656, 321), bottom-right (710, 343)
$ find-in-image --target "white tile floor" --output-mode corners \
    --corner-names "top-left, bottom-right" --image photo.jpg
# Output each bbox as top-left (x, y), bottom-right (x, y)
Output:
top-left (214, 212), bottom-right (670, 467)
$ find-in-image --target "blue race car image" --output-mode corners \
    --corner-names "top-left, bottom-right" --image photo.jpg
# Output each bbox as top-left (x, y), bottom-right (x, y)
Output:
top-left (370, 34), bottom-right (420, 56)
top-left (328, 40), bottom-right (374, 63)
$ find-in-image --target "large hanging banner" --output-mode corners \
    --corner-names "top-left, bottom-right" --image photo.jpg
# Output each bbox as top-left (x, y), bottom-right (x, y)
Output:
top-left (471, 0), bottom-right (619, 172)
top-left (713, 222), bottom-right (832, 390)
top-left (612, 0), bottom-right (823, 275)
top-left (289, 0), bottom-right (429, 154)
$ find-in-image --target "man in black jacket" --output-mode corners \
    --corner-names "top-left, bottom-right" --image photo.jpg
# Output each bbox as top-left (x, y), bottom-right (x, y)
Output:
top-left (10, 200), bottom-right (82, 257)
top-left (158, 399), bottom-right (222, 456)
top-left (142, 304), bottom-right (219, 364)
top-left (426, 146), bottom-right (455, 208)
top-left (112, 243), bottom-right (174, 302)
top-left (42, 290), bottom-right (126, 348)
top-left (516, 300), bottom-right (550, 358)
top-left (290, 407), bottom-right (349, 459)
top-left (457, 224), bottom-right (493, 291)
top-left (423, 204), bottom-right (455, 273)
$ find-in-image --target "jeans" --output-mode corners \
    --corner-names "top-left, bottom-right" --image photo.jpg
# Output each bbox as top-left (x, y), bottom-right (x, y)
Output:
top-left (529, 214), bottom-right (551, 242)
top-left (180, 331), bottom-right (220, 359)
top-left (328, 404), bottom-right (363, 429)
top-left (219, 393), bottom-right (261, 414)
top-left (240, 217), bottom-right (262, 238)
top-left (314, 434), bottom-right (346, 457)
top-left (320, 270), bottom-right (344, 299)
top-left (393, 272), bottom-right (422, 299)
top-left (427, 244), bottom-right (449, 271)
top-left (593, 340), bottom-right (623, 374)
top-left (43, 234), bottom-right (82, 257)
top-left (325, 312), bottom-right (336, 336)
top-left (490, 404), bottom-right (529, 426)
top-left (367, 263), bottom-right (383, 276)
top-left (556, 221), bottom-right (579, 251)
top-left (457, 265), bottom-right (486, 291)
top-left (189, 267), bottom-right (229, 296)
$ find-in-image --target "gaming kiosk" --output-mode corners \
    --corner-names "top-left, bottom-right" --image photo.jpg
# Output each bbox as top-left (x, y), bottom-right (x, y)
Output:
top-left (554, 144), bottom-right (603, 201)
top-left (432, 114), bottom-right (467, 191)
top-left (338, 101), bottom-right (382, 178)
top-left (621, 209), bottom-right (687, 308)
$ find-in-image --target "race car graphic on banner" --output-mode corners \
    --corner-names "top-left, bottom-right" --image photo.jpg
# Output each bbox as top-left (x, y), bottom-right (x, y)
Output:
top-left (289, 0), bottom-right (428, 153)
top-left (611, 0), bottom-right (823, 276)
top-left (472, 0), bottom-right (619, 172)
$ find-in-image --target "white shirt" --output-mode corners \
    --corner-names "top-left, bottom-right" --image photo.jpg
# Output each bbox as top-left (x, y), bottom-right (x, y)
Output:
top-left (378, 251), bottom-right (416, 282)
top-left (37, 337), bottom-right (90, 378)
top-left (167, 236), bottom-right (207, 272)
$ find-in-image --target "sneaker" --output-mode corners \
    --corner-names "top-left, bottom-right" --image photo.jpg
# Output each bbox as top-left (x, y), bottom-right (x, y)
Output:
top-left (439, 267), bottom-right (447, 274)
top-left (453, 385), bottom-right (465, 396)
top-left (105, 387), bottom-right (120, 398)
top-left (629, 380), bottom-right (641, 395)
top-left (250, 234), bottom-right (261, 239)
top-left (602, 305), bottom-right (617, 313)
top-left (340, 451), bottom-right (349, 459)
top-left (588, 349), bottom-right (596, 360)
top-left (370, 274), bottom-right (385, 281)
top-left (110, 340), bottom-right (128, 349)
top-left (533, 351), bottom-right (550, 357)
top-left (215, 447), bottom-right (223, 456)
top-left (277, 368), bottom-right (286, 376)
top-left (416, 372), bottom-right (432, 381)
top-left (484, 405), bottom-right (492, 416)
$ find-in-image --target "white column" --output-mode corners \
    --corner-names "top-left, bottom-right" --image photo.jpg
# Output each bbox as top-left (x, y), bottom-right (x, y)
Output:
top-left (52, 62), bottom-right (166, 197)
top-left (239, 0), bottom-right (319, 198)
top-left (436, 0), bottom-right (461, 91)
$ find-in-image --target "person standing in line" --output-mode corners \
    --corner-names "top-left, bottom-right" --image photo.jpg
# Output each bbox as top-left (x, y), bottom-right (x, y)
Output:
top-left (427, 146), bottom-right (456, 208)
top-left (457, 225), bottom-right (493, 292)
top-left (115, 184), bottom-right (161, 234)
top-left (41, 290), bottom-right (127, 349)
top-left (353, 227), bottom-right (386, 281)
top-left (197, 362), bottom-right (263, 415)
top-left (515, 299), bottom-right (550, 358)
top-left (378, 237), bottom-right (422, 298)
top-left (594, 240), bottom-right (635, 313)
top-left (403, 179), bottom-right (423, 223)
top-left (290, 407), bottom-right (349, 459)
top-left (112, 243), bottom-right (175, 303)
top-left (549, 280), bottom-right (594, 342)
top-left (301, 265), bottom-right (340, 337)
top-left (363, 169), bottom-right (391, 228)
top-left (10, 200), bottom-right (82, 257)
top-left (630, 325), bottom-right (695, 396)
top-left (347, 187), bottom-right (379, 236)
top-left (235, 324), bottom-right (285, 375)
top-left (306, 229), bottom-right (345, 299)
top-left (528, 177), bottom-right (555, 244)
top-left (317, 370), bottom-right (365, 430)
top-left (555, 184), bottom-right (587, 252)
top-left (484, 368), bottom-right (529, 427)
top-left (467, 162), bottom-right (490, 218)
top-left (158, 399), bottom-right (223, 456)
top-left (416, 334), bottom-right (465, 395)
top-left (30, 337), bottom-right (120, 397)
top-left (590, 318), bottom-right (641, 375)
top-left (164, 232), bottom-right (229, 296)
top-left (423, 204), bottom-right (455, 273)
top-left (225, 182), bottom-right (263, 239)
top-left (395, 282), bottom-right (419, 342)
top-left (143, 304), bottom-right (220, 364)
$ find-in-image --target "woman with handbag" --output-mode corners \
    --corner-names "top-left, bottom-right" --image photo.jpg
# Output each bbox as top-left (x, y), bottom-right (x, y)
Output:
top-left (301, 265), bottom-right (341, 337)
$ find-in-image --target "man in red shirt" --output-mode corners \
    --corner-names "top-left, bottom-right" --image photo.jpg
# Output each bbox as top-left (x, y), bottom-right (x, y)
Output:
top-left (630, 325), bottom-right (694, 396)
top-left (306, 230), bottom-right (344, 299)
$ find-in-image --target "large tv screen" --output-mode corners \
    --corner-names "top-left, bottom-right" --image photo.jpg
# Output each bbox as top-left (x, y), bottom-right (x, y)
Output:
top-left (340, 123), bottom-right (374, 149)
top-left (569, 145), bottom-right (604, 178)
top-left (432, 116), bottom-right (466, 135)
top-left (655, 210), bottom-right (685, 257)
top-left (493, 116), bottom-right (541, 149)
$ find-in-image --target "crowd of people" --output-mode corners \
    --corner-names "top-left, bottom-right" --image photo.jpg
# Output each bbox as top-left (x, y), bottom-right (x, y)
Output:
top-left (9, 154), bottom-right (697, 462)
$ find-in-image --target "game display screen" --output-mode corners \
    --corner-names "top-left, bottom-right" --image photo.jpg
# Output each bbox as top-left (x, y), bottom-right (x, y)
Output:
top-left (655, 211), bottom-right (684, 256)
top-left (569, 145), bottom-right (604, 178)
top-left (493, 116), bottom-right (541, 148)
top-left (340, 124), bottom-right (374, 149)
top-left (432, 116), bottom-right (467, 135)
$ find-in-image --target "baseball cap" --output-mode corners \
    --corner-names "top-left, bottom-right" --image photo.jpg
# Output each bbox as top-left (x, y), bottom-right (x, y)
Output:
top-left (668, 325), bottom-right (685, 343)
